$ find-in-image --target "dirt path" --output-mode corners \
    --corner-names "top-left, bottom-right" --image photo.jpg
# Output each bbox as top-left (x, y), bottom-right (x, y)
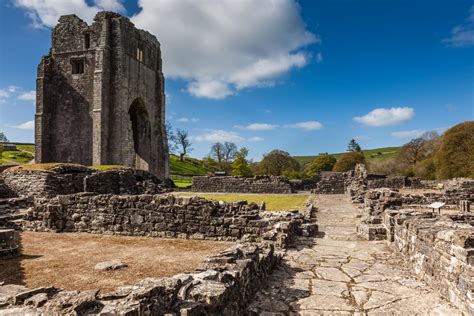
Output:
top-left (248, 194), bottom-right (461, 315)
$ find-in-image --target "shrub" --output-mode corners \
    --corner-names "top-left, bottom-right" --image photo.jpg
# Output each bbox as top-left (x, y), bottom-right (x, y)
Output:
top-left (435, 121), bottom-right (474, 179)
top-left (305, 154), bottom-right (337, 177)
top-left (333, 152), bottom-right (365, 172)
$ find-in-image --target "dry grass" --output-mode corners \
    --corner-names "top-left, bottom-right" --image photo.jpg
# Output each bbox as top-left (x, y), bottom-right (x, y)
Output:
top-left (176, 193), bottom-right (309, 211)
top-left (88, 165), bottom-right (125, 171)
top-left (6, 163), bottom-right (67, 172)
top-left (0, 232), bottom-right (232, 292)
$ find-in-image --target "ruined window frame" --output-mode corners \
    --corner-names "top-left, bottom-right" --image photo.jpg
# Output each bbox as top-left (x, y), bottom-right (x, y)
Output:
top-left (71, 58), bottom-right (85, 75)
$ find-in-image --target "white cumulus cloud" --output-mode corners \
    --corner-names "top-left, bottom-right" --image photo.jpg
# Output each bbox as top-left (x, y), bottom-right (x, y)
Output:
top-left (285, 121), bottom-right (323, 131)
top-left (235, 123), bottom-right (279, 131)
top-left (390, 129), bottom-right (426, 139)
top-left (18, 90), bottom-right (36, 101)
top-left (13, 0), bottom-right (125, 28)
top-left (132, 0), bottom-right (318, 99)
top-left (353, 107), bottom-right (414, 127)
top-left (14, 120), bottom-right (35, 130)
top-left (187, 80), bottom-right (233, 100)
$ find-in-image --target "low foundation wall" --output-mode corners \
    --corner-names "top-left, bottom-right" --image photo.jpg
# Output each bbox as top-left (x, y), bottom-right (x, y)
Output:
top-left (393, 213), bottom-right (473, 314)
top-left (24, 193), bottom-right (304, 246)
top-left (192, 176), bottom-right (294, 194)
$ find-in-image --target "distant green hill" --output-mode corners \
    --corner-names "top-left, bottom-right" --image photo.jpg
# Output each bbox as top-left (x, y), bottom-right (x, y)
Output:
top-left (293, 146), bottom-right (400, 167)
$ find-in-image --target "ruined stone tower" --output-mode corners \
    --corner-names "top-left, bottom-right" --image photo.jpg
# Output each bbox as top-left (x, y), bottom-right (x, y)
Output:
top-left (35, 12), bottom-right (169, 179)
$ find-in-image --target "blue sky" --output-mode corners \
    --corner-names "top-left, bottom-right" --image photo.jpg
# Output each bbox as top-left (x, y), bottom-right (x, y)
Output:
top-left (0, 0), bottom-right (473, 160)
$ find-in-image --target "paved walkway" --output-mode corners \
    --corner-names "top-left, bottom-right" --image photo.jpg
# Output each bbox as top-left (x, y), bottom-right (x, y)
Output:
top-left (248, 194), bottom-right (461, 315)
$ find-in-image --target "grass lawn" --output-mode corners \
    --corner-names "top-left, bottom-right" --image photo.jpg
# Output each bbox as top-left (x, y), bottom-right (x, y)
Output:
top-left (176, 193), bottom-right (308, 211)
top-left (1, 150), bottom-right (34, 164)
top-left (15, 144), bottom-right (35, 153)
top-left (173, 178), bottom-right (193, 188)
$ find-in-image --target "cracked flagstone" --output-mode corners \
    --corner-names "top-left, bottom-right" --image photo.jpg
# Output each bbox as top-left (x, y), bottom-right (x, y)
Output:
top-left (248, 194), bottom-right (462, 315)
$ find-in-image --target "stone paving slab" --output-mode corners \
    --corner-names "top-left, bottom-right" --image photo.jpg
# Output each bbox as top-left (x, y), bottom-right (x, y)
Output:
top-left (248, 194), bottom-right (462, 315)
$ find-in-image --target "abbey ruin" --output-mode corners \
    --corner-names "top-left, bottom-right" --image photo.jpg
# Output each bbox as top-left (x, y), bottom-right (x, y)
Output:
top-left (35, 12), bottom-right (169, 179)
top-left (0, 11), bottom-right (472, 316)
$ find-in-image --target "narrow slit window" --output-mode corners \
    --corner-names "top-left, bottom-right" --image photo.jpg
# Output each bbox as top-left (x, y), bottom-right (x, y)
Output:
top-left (136, 47), bottom-right (144, 62)
top-left (84, 33), bottom-right (90, 49)
top-left (71, 59), bottom-right (85, 74)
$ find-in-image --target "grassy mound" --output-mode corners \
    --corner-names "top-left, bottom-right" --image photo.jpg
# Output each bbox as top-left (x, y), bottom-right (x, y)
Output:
top-left (6, 163), bottom-right (70, 172)
top-left (89, 165), bottom-right (126, 171)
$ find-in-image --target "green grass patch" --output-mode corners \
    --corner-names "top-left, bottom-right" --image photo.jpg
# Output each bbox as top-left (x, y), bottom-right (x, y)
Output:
top-left (15, 144), bottom-right (35, 153)
top-left (170, 155), bottom-right (212, 175)
top-left (173, 179), bottom-right (193, 188)
top-left (89, 165), bottom-right (125, 171)
top-left (294, 146), bottom-right (401, 167)
top-left (1, 150), bottom-right (34, 164)
top-left (176, 193), bottom-right (308, 211)
top-left (6, 163), bottom-right (64, 172)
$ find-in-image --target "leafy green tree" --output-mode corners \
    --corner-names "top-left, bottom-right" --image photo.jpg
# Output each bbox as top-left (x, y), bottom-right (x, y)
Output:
top-left (305, 154), bottom-right (337, 177)
top-left (347, 139), bottom-right (362, 152)
top-left (333, 151), bottom-right (365, 172)
top-left (435, 121), bottom-right (474, 179)
top-left (257, 149), bottom-right (300, 176)
top-left (231, 147), bottom-right (252, 177)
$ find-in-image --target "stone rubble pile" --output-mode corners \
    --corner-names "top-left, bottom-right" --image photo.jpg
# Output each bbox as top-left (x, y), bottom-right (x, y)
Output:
top-left (357, 185), bottom-right (474, 241)
top-left (192, 176), bottom-right (294, 194)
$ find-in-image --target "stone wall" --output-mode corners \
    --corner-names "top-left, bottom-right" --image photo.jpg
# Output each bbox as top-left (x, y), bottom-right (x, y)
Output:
top-left (192, 176), bottom-right (294, 194)
top-left (393, 213), bottom-right (473, 314)
top-left (346, 164), bottom-right (428, 203)
top-left (1, 166), bottom-right (169, 199)
top-left (311, 172), bottom-right (345, 194)
top-left (24, 193), bottom-right (307, 246)
top-left (0, 242), bottom-right (282, 315)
